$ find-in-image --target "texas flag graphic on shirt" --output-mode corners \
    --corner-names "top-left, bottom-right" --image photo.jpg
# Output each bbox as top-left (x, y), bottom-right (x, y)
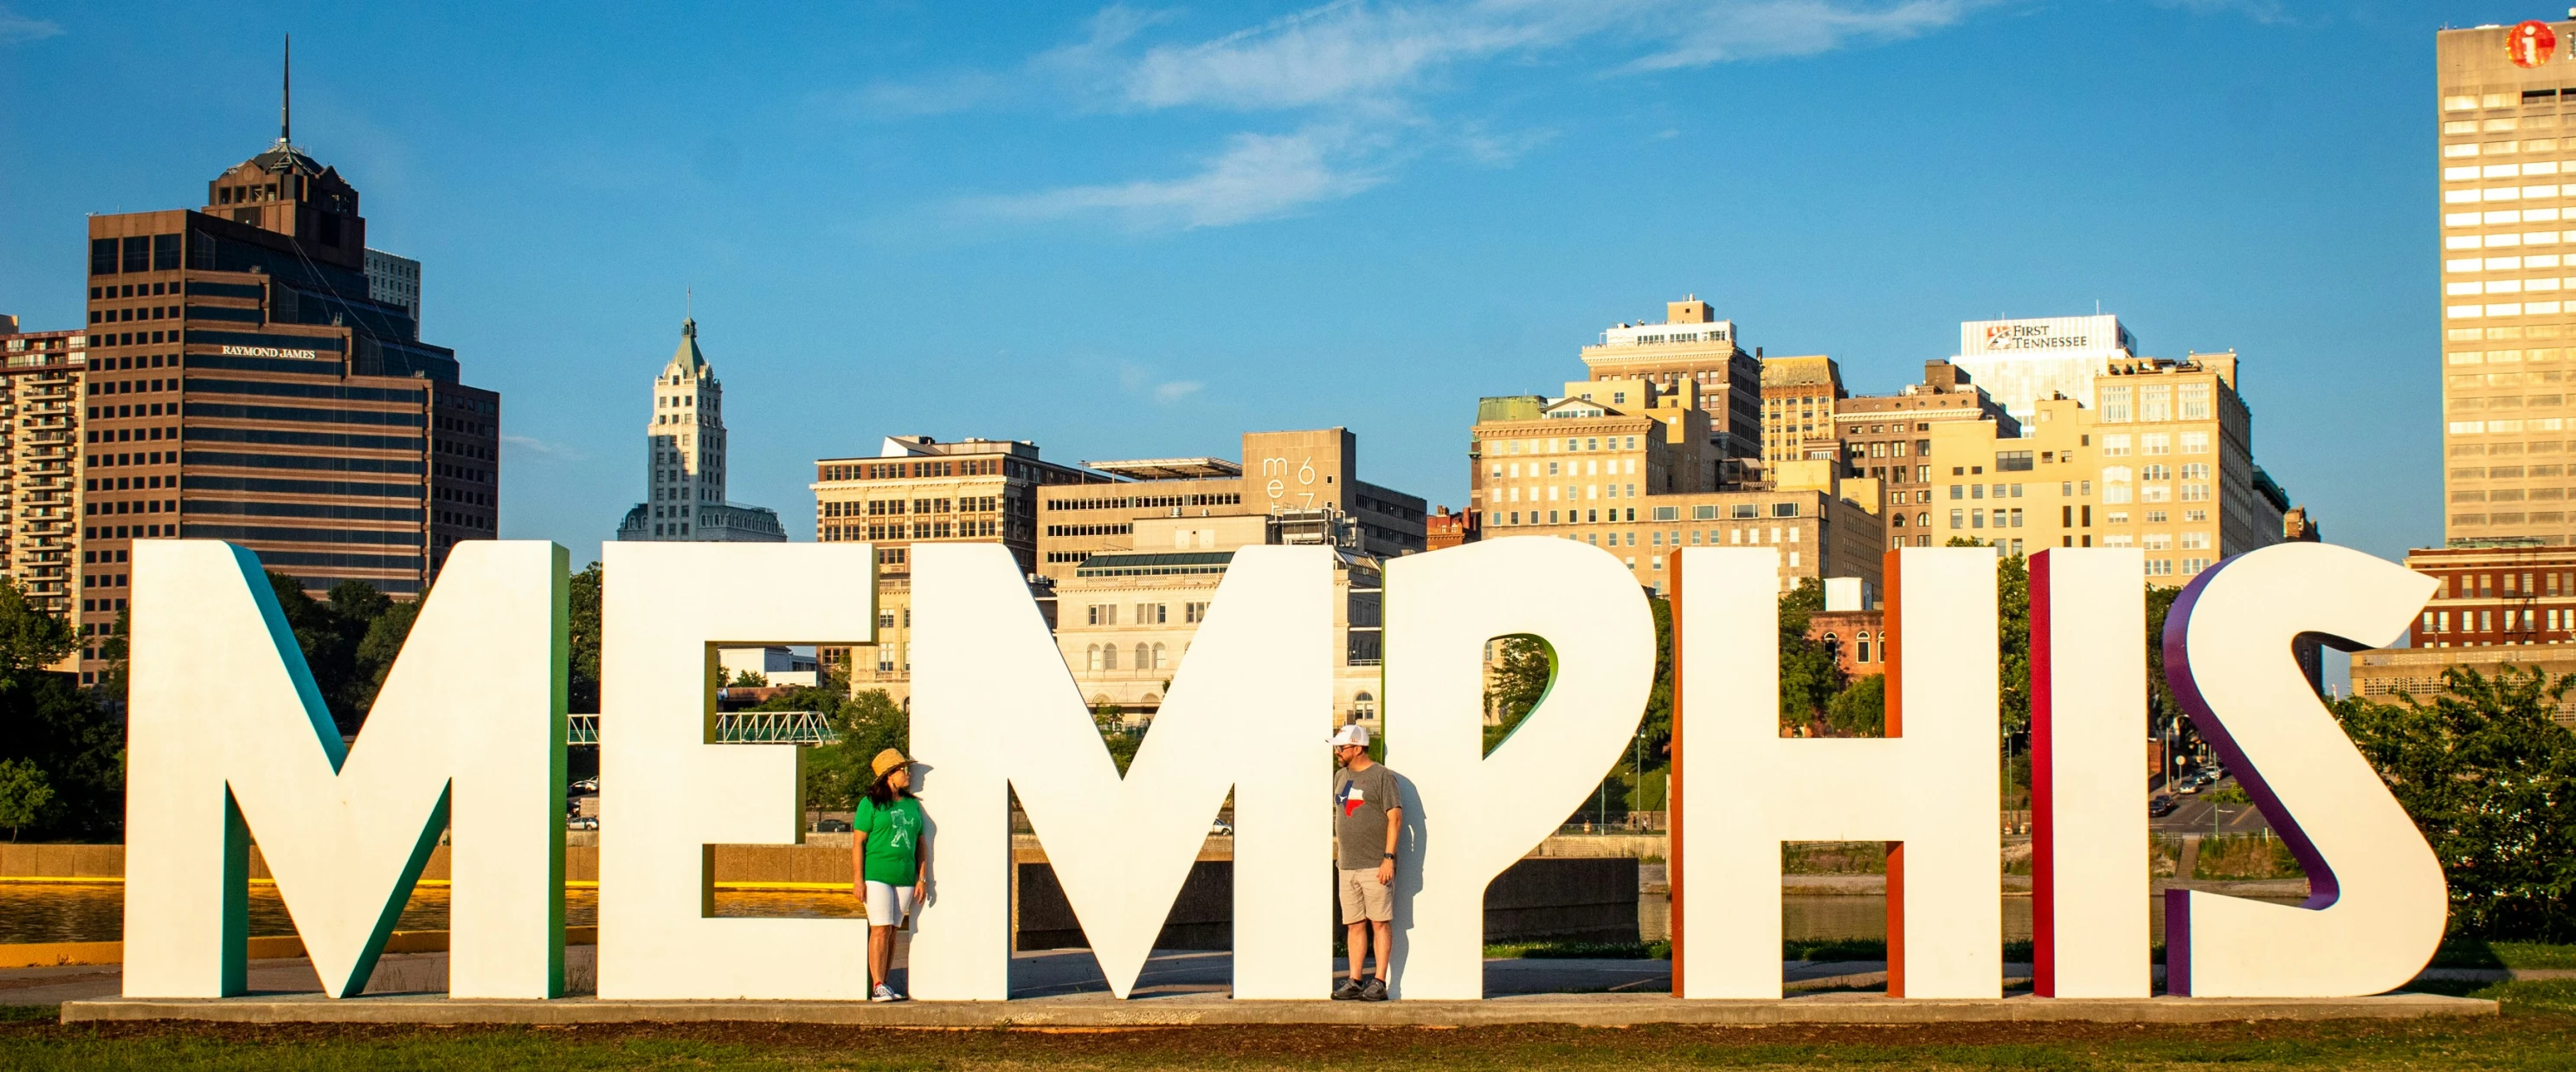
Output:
top-left (1339, 781), bottom-right (1366, 817)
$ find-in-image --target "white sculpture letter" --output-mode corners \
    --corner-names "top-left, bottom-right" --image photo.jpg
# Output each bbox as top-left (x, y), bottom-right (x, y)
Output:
top-left (125, 540), bottom-right (567, 998)
top-left (2162, 542), bottom-right (2446, 997)
top-left (906, 543), bottom-right (1332, 1000)
top-left (596, 543), bottom-right (877, 999)
top-left (2029, 548), bottom-right (2149, 998)
top-left (1674, 546), bottom-right (1999, 998)
top-left (1381, 538), bottom-right (1654, 999)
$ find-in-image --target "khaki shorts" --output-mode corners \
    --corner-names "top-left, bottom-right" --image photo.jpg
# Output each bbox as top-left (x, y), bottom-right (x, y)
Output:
top-left (1337, 868), bottom-right (1393, 923)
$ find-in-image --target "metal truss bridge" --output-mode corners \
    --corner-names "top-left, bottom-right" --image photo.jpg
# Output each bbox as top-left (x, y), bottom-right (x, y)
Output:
top-left (567, 711), bottom-right (839, 746)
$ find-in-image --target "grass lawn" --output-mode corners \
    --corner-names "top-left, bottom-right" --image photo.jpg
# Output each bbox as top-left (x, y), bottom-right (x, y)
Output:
top-left (1, 984), bottom-right (2570, 1071)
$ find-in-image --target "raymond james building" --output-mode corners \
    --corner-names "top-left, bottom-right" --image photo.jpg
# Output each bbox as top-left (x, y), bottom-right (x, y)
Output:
top-left (59, 79), bottom-right (499, 685)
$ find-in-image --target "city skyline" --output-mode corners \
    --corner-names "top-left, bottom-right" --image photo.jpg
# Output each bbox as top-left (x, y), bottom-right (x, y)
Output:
top-left (0, 3), bottom-right (2495, 565)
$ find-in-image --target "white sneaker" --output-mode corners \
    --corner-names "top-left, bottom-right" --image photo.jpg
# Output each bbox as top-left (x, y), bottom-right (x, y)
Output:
top-left (870, 985), bottom-right (898, 1003)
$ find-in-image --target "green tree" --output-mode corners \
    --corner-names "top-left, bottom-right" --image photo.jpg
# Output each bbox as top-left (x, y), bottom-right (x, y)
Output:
top-left (1779, 578), bottom-right (1845, 733)
top-left (2335, 666), bottom-right (2576, 941)
top-left (1824, 673), bottom-right (1885, 737)
top-left (1093, 704), bottom-right (1141, 775)
top-left (783, 685), bottom-right (909, 813)
top-left (0, 758), bottom-right (54, 842)
top-left (1483, 636), bottom-right (1553, 754)
top-left (0, 579), bottom-right (122, 838)
top-left (568, 562), bottom-right (604, 714)
top-left (349, 598), bottom-right (419, 715)
top-left (727, 668), bottom-right (768, 688)
top-left (1995, 552), bottom-right (2031, 736)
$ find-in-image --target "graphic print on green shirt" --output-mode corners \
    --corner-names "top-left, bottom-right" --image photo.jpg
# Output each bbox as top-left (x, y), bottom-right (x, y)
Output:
top-left (857, 797), bottom-right (925, 886)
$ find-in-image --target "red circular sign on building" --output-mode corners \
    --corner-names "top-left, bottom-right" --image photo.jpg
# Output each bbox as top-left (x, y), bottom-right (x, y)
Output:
top-left (2511, 20), bottom-right (2557, 68)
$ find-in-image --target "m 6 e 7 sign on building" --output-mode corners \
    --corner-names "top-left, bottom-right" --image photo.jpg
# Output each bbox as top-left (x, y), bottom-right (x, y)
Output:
top-left (106, 537), bottom-right (2453, 1018)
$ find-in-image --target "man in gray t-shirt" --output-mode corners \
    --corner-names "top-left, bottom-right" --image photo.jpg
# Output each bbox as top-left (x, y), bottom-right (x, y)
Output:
top-left (1330, 723), bottom-right (1400, 1001)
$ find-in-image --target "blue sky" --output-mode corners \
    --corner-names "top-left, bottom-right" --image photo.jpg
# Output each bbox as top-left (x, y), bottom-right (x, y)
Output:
top-left (0, 1), bottom-right (2504, 567)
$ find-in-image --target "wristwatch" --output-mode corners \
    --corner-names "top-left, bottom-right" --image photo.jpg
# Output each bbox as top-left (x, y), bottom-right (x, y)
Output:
top-left (1382, 852), bottom-right (1397, 859)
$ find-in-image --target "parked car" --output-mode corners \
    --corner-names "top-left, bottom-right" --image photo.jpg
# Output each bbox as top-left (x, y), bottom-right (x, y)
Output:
top-left (567, 815), bottom-right (600, 830)
top-left (2177, 781), bottom-right (2202, 795)
top-left (2148, 794), bottom-right (2179, 817)
top-left (570, 778), bottom-right (600, 794)
top-left (815, 818), bottom-right (852, 833)
top-left (1208, 821), bottom-right (1234, 836)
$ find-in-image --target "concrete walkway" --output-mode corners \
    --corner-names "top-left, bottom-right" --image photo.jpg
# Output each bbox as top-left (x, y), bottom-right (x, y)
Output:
top-left (13, 946), bottom-right (2515, 1025)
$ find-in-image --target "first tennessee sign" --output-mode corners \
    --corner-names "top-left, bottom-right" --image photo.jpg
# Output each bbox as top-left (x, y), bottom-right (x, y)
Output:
top-left (124, 539), bottom-right (2445, 1002)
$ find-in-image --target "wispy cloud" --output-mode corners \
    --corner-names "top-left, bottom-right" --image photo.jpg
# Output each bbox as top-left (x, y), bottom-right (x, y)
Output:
top-left (915, 2), bottom-right (2025, 229)
top-left (1117, 363), bottom-right (1210, 404)
top-left (503, 434), bottom-right (585, 462)
top-left (1623, 1), bottom-right (1982, 71)
top-left (972, 126), bottom-right (1385, 229)
top-left (0, 6), bottom-right (63, 44)
top-left (2148, 0), bottom-right (2288, 25)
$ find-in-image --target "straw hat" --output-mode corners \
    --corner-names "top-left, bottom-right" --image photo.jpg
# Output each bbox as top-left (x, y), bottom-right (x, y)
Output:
top-left (870, 748), bottom-right (910, 780)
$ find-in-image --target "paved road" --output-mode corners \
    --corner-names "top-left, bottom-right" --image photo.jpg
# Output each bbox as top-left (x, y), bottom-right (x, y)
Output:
top-left (2150, 778), bottom-right (2276, 836)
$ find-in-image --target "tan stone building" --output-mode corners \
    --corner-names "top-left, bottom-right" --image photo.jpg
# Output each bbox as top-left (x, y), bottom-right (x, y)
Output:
top-left (0, 324), bottom-right (87, 627)
top-left (1034, 429), bottom-right (1426, 584)
top-left (1832, 359), bottom-right (2018, 537)
top-left (1052, 513), bottom-right (1385, 727)
top-left (1915, 352), bottom-right (2294, 577)
top-left (2438, 20), bottom-right (2576, 547)
top-left (1575, 297), bottom-right (1764, 468)
top-left (1760, 354), bottom-right (1845, 467)
top-left (809, 436), bottom-right (1110, 700)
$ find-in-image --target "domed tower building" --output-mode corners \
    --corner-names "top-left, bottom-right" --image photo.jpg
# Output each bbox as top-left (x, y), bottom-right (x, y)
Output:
top-left (615, 318), bottom-right (783, 542)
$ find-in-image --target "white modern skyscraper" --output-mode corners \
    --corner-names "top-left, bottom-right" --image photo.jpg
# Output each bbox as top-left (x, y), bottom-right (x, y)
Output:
top-left (615, 318), bottom-right (784, 542)
top-left (1947, 314), bottom-right (2136, 432)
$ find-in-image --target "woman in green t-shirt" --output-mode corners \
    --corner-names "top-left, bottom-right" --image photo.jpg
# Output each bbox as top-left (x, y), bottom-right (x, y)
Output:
top-left (853, 747), bottom-right (929, 1003)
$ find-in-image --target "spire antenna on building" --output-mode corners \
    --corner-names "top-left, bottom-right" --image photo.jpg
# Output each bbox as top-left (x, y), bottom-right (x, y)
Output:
top-left (279, 34), bottom-right (292, 147)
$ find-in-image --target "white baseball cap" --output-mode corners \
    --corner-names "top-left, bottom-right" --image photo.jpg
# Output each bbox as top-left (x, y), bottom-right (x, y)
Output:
top-left (1329, 724), bottom-right (1371, 749)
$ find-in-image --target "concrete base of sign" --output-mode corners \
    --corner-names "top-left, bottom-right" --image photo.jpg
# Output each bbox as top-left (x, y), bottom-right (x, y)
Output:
top-left (62, 992), bottom-right (2494, 1027)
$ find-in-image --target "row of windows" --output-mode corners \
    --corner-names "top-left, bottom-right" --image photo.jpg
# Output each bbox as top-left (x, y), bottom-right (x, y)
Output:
top-left (2450, 418), bottom-right (2573, 435)
top-left (2450, 395), bottom-right (2573, 410)
top-left (2098, 432), bottom-right (2212, 456)
top-left (2451, 465), bottom-right (2570, 480)
top-left (2447, 350), bottom-right (2573, 368)
top-left (827, 520), bottom-right (1001, 540)
top-left (2444, 139), bottom-right (2575, 159)
top-left (1492, 458), bottom-right (1639, 479)
top-left (89, 235), bottom-right (180, 275)
top-left (815, 458), bottom-right (1014, 481)
top-left (2446, 276), bottom-right (2576, 295)
top-left (2445, 161), bottom-right (2576, 184)
top-left (1046, 493), bottom-right (1241, 512)
top-left (2448, 300), bottom-right (2576, 320)
top-left (1489, 484), bottom-right (1639, 503)
top-left (1949, 482), bottom-right (2026, 500)
top-left (1082, 643), bottom-right (1173, 673)
top-left (2450, 488), bottom-right (2576, 503)
top-left (1483, 436), bottom-right (1642, 455)
top-left (2432, 571), bottom-right (2574, 599)
top-left (2418, 608), bottom-right (2576, 633)
top-left (91, 304), bottom-right (178, 325)
top-left (2445, 513), bottom-right (2576, 526)
top-left (1644, 501), bottom-right (1804, 521)
top-left (2442, 229), bottom-right (2576, 251)
top-left (2447, 254), bottom-right (2576, 274)
top-left (2442, 87), bottom-right (2576, 112)
top-left (2444, 184), bottom-right (2576, 204)
top-left (2096, 384), bottom-right (2212, 423)
top-left (1045, 523), bottom-right (1131, 538)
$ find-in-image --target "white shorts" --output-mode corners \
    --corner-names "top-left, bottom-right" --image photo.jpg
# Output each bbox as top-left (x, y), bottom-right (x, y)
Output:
top-left (864, 881), bottom-right (916, 930)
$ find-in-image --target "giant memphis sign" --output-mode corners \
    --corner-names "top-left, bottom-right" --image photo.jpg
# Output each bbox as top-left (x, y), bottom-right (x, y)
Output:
top-left (123, 539), bottom-right (2445, 1002)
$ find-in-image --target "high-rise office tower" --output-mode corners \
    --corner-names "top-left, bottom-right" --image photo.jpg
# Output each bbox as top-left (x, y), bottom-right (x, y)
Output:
top-left (615, 319), bottom-right (783, 542)
top-left (0, 325), bottom-right (88, 621)
top-left (1576, 298), bottom-right (1764, 467)
top-left (75, 59), bottom-right (499, 684)
top-left (2439, 18), bottom-right (2576, 547)
top-left (364, 249), bottom-right (422, 326)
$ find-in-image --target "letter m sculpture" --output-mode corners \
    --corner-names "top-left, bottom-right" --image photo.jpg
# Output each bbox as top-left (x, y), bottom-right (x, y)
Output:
top-left (124, 540), bottom-right (568, 999)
